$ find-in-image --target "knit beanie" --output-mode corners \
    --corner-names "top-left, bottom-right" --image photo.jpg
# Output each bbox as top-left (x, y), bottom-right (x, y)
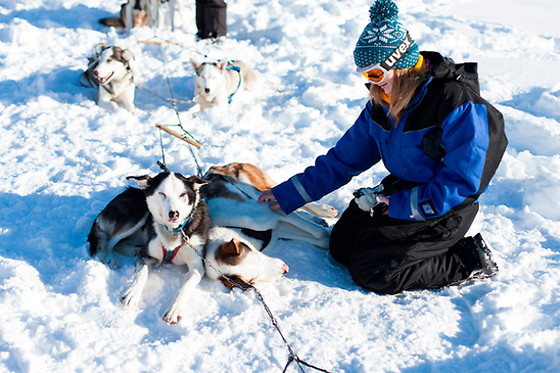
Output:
top-left (353, 0), bottom-right (420, 72)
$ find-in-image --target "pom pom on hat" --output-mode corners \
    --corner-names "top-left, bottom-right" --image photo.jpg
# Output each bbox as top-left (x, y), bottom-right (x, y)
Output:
top-left (369, 0), bottom-right (399, 23)
top-left (354, 0), bottom-right (419, 71)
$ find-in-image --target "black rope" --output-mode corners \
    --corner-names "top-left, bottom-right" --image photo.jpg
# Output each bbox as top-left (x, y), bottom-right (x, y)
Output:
top-left (155, 41), bottom-right (204, 177)
top-left (180, 231), bottom-right (331, 373)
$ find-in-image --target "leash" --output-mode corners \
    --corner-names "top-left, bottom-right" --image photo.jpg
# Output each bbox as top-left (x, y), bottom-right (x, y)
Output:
top-left (143, 36), bottom-right (204, 177)
top-left (179, 228), bottom-right (332, 373)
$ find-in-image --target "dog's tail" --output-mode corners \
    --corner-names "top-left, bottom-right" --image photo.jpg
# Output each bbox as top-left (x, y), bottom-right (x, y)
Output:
top-left (99, 17), bottom-right (125, 28)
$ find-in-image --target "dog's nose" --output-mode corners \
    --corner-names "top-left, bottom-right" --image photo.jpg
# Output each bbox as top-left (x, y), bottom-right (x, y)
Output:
top-left (204, 88), bottom-right (210, 94)
top-left (168, 211), bottom-right (179, 220)
top-left (282, 264), bottom-right (289, 274)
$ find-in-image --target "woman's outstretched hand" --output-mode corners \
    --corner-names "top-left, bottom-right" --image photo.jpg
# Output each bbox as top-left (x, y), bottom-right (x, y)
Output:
top-left (258, 190), bottom-right (282, 211)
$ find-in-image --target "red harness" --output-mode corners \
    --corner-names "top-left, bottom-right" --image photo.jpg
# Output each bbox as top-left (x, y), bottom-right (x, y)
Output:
top-left (162, 243), bottom-right (182, 263)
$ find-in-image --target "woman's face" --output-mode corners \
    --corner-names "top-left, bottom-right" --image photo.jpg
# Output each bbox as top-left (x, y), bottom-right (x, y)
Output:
top-left (378, 69), bottom-right (395, 94)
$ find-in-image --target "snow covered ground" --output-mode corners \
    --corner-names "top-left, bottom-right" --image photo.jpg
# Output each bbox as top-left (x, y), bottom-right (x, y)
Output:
top-left (1, 0), bottom-right (559, 371)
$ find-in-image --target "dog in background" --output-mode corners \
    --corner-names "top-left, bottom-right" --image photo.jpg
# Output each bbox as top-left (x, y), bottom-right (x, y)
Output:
top-left (79, 44), bottom-right (137, 112)
top-left (187, 59), bottom-right (264, 116)
top-left (99, 0), bottom-right (149, 29)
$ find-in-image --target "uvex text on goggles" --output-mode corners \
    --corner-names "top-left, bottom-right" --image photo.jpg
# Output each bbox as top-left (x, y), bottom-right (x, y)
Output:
top-left (358, 31), bottom-right (414, 84)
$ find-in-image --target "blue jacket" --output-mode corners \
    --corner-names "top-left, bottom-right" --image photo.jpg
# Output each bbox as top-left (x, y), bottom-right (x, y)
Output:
top-left (272, 52), bottom-right (507, 221)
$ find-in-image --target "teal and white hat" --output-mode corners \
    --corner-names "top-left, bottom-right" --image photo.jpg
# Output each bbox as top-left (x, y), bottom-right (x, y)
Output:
top-left (353, 0), bottom-right (420, 72)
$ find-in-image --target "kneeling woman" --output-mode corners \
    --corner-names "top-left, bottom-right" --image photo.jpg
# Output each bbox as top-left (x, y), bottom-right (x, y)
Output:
top-left (258, 0), bottom-right (507, 294)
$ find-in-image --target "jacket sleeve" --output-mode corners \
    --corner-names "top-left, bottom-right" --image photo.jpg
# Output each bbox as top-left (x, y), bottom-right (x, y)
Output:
top-left (272, 104), bottom-right (382, 214)
top-left (389, 101), bottom-right (491, 220)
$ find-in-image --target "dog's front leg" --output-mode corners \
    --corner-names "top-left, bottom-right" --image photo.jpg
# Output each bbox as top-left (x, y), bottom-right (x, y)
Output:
top-left (98, 89), bottom-right (119, 111)
top-left (121, 259), bottom-right (150, 308)
top-left (162, 259), bottom-right (204, 324)
top-left (122, 85), bottom-right (136, 113)
top-left (186, 101), bottom-right (201, 117)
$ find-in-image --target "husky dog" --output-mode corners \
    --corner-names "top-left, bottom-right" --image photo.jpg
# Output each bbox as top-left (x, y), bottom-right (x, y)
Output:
top-left (88, 172), bottom-right (209, 324)
top-left (201, 163), bottom-right (337, 251)
top-left (187, 59), bottom-right (263, 116)
top-left (99, 0), bottom-right (149, 29)
top-left (79, 44), bottom-right (137, 112)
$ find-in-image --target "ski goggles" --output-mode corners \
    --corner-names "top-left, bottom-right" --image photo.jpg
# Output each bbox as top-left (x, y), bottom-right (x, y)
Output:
top-left (357, 32), bottom-right (414, 84)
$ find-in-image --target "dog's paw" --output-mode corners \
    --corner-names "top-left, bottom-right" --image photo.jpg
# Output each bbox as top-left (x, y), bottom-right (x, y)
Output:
top-left (120, 285), bottom-right (142, 308)
top-left (102, 252), bottom-right (120, 269)
top-left (162, 303), bottom-right (183, 324)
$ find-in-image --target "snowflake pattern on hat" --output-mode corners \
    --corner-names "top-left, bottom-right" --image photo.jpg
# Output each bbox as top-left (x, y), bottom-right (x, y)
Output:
top-left (353, 0), bottom-right (419, 70)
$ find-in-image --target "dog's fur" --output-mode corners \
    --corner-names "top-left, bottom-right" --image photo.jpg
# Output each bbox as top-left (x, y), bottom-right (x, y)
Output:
top-left (187, 59), bottom-right (263, 116)
top-left (79, 44), bottom-right (136, 112)
top-left (99, 0), bottom-right (149, 29)
top-left (205, 162), bottom-right (338, 220)
top-left (201, 163), bottom-right (337, 251)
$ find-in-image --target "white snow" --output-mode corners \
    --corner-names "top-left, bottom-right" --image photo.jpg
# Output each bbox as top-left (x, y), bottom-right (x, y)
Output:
top-left (1, 0), bottom-right (559, 372)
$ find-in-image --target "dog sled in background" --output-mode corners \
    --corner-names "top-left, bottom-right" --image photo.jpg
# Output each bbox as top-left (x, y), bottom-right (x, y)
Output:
top-left (79, 43), bottom-right (137, 112)
top-left (187, 59), bottom-right (283, 116)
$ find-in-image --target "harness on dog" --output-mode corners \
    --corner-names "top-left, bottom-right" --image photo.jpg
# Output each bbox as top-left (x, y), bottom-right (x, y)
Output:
top-left (199, 61), bottom-right (242, 104)
top-left (161, 243), bottom-right (182, 263)
top-left (226, 61), bottom-right (242, 104)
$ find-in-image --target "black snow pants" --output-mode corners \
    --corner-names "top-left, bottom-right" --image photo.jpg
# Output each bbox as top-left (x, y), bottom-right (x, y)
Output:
top-left (329, 200), bottom-right (481, 294)
top-left (195, 0), bottom-right (227, 39)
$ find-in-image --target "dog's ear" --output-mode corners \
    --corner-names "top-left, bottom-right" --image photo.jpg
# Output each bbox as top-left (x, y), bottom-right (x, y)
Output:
top-left (126, 175), bottom-right (151, 189)
top-left (222, 238), bottom-right (242, 256)
top-left (94, 43), bottom-right (108, 55)
top-left (216, 59), bottom-right (228, 71)
top-left (185, 175), bottom-right (209, 190)
top-left (190, 58), bottom-right (201, 71)
top-left (121, 49), bottom-right (134, 62)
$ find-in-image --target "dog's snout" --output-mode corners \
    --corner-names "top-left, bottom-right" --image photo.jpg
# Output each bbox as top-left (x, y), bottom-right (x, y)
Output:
top-left (168, 210), bottom-right (179, 220)
top-left (282, 264), bottom-right (289, 274)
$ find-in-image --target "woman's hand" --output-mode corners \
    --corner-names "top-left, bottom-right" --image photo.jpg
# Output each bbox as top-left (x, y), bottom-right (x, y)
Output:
top-left (258, 190), bottom-right (282, 211)
top-left (378, 195), bottom-right (389, 216)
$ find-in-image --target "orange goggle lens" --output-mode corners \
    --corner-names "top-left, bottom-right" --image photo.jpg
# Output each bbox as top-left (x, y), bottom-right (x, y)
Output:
top-left (362, 68), bottom-right (386, 83)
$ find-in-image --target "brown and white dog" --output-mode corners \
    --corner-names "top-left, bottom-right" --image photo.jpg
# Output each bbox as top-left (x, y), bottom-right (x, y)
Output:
top-left (201, 162), bottom-right (338, 251)
top-left (99, 0), bottom-right (149, 29)
top-left (80, 44), bottom-right (137, 112)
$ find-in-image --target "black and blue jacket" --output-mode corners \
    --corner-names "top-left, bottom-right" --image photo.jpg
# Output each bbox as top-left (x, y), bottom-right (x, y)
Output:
top-left (272, 52), bottom-right (507, 221)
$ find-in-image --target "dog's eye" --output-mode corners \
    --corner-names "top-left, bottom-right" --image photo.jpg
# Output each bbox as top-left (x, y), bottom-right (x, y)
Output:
top-left (180, 192), bottom-right (187, 198)
top-left (159, 192), bottom-right (166, 197)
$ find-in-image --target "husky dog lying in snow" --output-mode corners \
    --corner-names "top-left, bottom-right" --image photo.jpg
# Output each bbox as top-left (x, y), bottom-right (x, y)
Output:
top-left (201, 162), bottom-right (337, 251)
top-left (187, 59), bottom-right (264, 116)
top-left (88, 172), bottom-right (209, 323)
top-left (80, 43), bottom-right (137, 112)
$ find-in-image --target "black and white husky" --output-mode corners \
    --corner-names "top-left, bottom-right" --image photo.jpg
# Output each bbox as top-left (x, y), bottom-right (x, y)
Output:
top-left (88, 172), bottom-right (209, 324)
top-left (80, 43), bottom-right (137, 112)
top-left (88, 170), bottom-right (291, 323)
